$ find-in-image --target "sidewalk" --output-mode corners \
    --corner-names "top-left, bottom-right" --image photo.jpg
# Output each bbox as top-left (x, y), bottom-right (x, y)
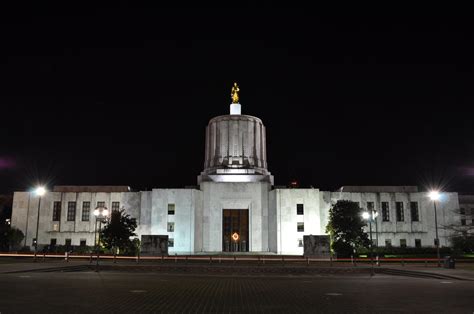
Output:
top-left (2, 257), bottom-right (474, 281)
top-left (0, 260), bottom-right (88, 274)
top-left (379, 263), bottom-right (474, 281)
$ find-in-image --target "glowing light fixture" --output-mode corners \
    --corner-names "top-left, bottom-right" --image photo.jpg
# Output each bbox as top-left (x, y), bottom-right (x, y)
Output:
top-left (362, 212), bottom-right (370, 220)
top-left (35, 186), bottom-right (46, 196)
top-left (429, 191), bottom-right (440, 201)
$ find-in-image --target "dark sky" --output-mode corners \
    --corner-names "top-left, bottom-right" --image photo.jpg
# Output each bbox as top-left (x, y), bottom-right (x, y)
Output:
top-left (0, 6), bottom-right (473, 194)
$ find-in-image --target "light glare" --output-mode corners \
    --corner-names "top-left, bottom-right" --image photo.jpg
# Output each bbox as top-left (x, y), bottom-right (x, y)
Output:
top-left (429, 191), bottom-right (440, 201)
top-left (35, 186), bottom-right (46, 196)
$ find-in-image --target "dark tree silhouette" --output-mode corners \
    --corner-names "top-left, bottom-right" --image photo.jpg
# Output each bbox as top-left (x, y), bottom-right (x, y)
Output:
top-left (326, 200), bottom-right (370, 257)
top-left (100, 209), bottom-right (137, 255)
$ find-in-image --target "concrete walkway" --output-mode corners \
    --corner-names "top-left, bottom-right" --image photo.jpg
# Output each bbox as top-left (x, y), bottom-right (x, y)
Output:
top-left (2, 258), bottom-right (474, 281)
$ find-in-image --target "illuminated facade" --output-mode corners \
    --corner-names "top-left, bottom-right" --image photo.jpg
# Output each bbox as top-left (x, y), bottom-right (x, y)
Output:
top-left (11, 88), bottom-right (462, 255)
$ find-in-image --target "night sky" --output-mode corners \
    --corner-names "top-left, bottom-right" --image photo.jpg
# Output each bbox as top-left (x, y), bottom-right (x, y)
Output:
top-left (1, 7), bottom-right (473, 194)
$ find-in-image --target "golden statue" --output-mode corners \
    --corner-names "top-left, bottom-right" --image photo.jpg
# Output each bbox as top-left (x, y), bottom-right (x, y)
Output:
top-left (231, 82), bottom-right (240, 103)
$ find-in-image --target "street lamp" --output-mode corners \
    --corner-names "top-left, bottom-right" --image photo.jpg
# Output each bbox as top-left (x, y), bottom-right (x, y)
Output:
top-left (362, 210), bottom-right (378, 276)
top-left (94, 206), bottom-right (109, 272)
top-left (429, 190), bottom-right (441, 267)
top-left (33, 186), bottom-right (46, 262)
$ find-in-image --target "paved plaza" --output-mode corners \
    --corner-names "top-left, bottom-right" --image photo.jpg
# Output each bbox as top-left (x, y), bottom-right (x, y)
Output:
top-left (1, 267), bottom-right (473, 313)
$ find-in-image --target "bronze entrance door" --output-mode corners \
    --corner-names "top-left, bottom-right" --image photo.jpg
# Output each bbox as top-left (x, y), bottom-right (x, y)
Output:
top-left (222, 209), bottom-right (249, 252)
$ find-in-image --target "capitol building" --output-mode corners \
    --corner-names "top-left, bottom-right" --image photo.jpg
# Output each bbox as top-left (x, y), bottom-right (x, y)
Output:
top-left (11, 85), bottom-right (464, 255)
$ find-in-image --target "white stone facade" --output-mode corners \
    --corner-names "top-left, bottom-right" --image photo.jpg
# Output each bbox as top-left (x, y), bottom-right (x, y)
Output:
top-left (10, 100), bottom-right (464, 255)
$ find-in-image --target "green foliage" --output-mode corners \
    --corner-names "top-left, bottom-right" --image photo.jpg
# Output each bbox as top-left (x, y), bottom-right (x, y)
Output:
top-left (0, 225), bottom-right (25, 251)
top-left (451, 236), bottom-right (474, 254)
top-left (100, 210), bottom-right (137, 255)
top-left (326, 200), bottom-right (370, 257)
top-left (357, 246), bottom-right (453, 257)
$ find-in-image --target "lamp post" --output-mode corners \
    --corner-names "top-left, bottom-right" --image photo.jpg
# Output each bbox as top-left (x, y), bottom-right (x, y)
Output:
top-left (429, 191), bottom-right (441, 267)
top-left (362, 210), bottom-right (377, 276)
top-left (33, 186), bottom-right (46, 262)
top-left (93, 206), bottom-right (109, 272)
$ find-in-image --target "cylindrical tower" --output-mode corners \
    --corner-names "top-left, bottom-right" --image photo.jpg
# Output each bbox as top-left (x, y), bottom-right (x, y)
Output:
top-left (198, 84), bottom-right (273, 184)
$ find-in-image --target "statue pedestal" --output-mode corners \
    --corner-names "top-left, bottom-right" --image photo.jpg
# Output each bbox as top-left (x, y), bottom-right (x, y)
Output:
top-left (230, 103), bottom-right (241, 115)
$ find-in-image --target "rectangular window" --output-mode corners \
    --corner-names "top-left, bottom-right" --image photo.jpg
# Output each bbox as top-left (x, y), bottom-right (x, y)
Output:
top-left (50, 238), bottom-right (57, 246)
top-left (80, 239), bottom-right (86, 247)
top-left (400, 239), bottom-right (407, 248)
top-left (298, 239), bottom-right (303, 247)
top-left (460, 208), bottom-right (465, 215)
top-left (415, 239), bottom-right (421, 248)
top-left (81, 202), bottom-right (90, 221)
top-left (67, 202), bottom-right (76, 221)
top-left (112, 202), bottom-right (120, 211)
top-left (297, 222), bottom-right (304, 232)
top-left (297, 204), bottom-right (304, 215)
top-left (367, 201), bottom-right (374, 212)
top-left (167, 222), bottom-right (175, 232)
top-left (396, 202), bottom-right (404, 222)
top-left (381, 202), bottom-right (390, 221)
top-left (52, 223), bottom-right (59, 232)
top-left (65, 239), bottom-right (72, 247)
top-left (410, 202), bottom-right (419, 222)
top-left (96, 201), bottom-right (105, 208)
top-left (461, 219), bottom-right (466, 226)
top-left (52, 201), bottom-right (61, 221)
top-left (168, 204), bottom-right (175, 215)
top-left (385, 239), bottom-right (392, 247)
top-left (168, 238), bottom-right (174, 247)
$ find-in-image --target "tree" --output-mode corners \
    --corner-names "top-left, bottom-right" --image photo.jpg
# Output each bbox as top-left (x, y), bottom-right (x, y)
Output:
top-left (0, 225), bottom-right (24, 251)
top-left (326, 200), bottom-right (370, 257)
top-left (100, 210), bottom-right (137, 255)
top-left (441, 208), bottom-right (474, 254)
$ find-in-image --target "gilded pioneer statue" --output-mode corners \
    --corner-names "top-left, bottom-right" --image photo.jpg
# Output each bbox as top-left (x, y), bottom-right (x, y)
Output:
top-left (231, 82), bottom-right (240, 103)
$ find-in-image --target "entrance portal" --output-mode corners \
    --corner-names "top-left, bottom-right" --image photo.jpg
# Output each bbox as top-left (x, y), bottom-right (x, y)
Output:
top-left (222, 209), bottom-right (249, 252)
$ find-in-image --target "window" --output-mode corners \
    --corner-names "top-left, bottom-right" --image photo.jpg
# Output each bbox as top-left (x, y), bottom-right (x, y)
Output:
top-left (52, 223), bottom-right (59, 232)
top-left (168, 238), bottom-right (174, 247)
top-left (461, 219), bottom-right (466, 226)
top-left (52, 201), bottom-right (61, 221)
top-left (97, 201), bottom-right (105, 208)
top-left (400, 239), bottom-right (407, 248)
top-left (297, 222), bottom-right (304, 232)
top-left (50, 238), bottom-right (57, 246)
top-left (410, 202), bottom-right (419, 222)
top-left (82, 202), bottom-right (91, 221)
top-left (65, 239), bottom-right (72, 247)
top-left (415, 239), bottom-right (421, 248)
top-left (367, 202), bottom-right (374, 212)
top-left (296, 204), bottom-right (304, 215)
top-left (396, 202), bottom-right (404, 222)
top-left (381, 202), bottom-right (390, 221)
top-left (385, 239), bottom-right (392, 247)
top-left (167, 222), bottom-right (175, 232)
top-left (112, 202), bottom-right (120, 212)
top-left (460, 208), bottom-right (465, 215)
top-left (67, 202), bottom-right (76, 221)
top-left (168, 204), bottom-right (175, 215)
top-left (80, 239), bottom-right (86, 247)
top-left (298, 239), bottom-right (303, 247)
